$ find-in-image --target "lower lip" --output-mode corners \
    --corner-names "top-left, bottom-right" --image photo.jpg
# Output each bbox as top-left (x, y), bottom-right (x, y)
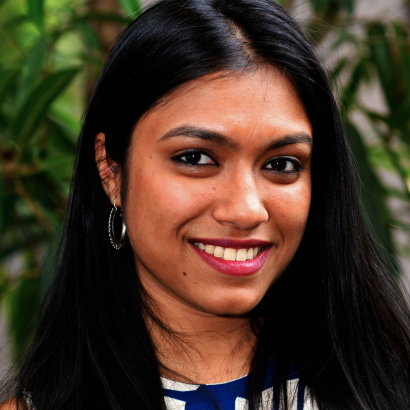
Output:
top-left (190, 244), bottom-right (271, 276)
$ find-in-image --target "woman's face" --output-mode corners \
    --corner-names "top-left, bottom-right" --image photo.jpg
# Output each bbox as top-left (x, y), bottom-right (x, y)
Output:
top-left (123, 67), bottom-right (312, 316)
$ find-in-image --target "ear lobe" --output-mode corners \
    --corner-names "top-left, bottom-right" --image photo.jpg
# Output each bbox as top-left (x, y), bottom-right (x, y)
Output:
top-left (95, 132), bottom-right (122, 206)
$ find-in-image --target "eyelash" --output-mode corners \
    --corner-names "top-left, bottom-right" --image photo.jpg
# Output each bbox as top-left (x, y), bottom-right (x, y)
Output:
top-left (172, 150), bottom-right (303, 174)
top-left (172, 150), bottom-right (218, 167)
top-left (262, 157), bottom-right (304, 174)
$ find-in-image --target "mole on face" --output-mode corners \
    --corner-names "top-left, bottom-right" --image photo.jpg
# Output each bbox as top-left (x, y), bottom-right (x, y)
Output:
top-left (183, 272), bottom-right (187, 276)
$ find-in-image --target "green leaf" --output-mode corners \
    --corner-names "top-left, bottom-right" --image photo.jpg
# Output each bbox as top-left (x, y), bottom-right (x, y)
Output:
top-left (81, 11), bottom-right (132, 25)
top-left (47, 119), bottom-right (77, 154)
top-left (2, 14), bottom-right (31, 30)
top-left (367, 23), bottom-right (400, 115)
top-left (386, 186), bottom-right (410, 202)
top-left (17, 37), bottom-right (49, 105)
top-left (309, 0), bottom-right (325, 12)
top-left (0, 242), bottom-right (26, 261)
top-left (27, 0), bottom-right (44, 31)
top-left (331, 30), bottom-right (359, 50)
top-left (362, 107), bottom-right (410, 146)
top-left (0, 68), bottom-right (21, 110)
top-left (49, 107), bottom-right (80, 138)
top-left (346, 121), bottom-right (399, 275)
top-left (368, 121), bottom-right (410, 200)
top-left (37, 156), bottom-right (73, 172)
top-left (344, 58), bottom-right (368, 102)
top-left (0, 177), bottom-right (4, 236)
top-left (393, 23), bottom-right (410, 108)
top-left (13, 68), bottom-right (80, 147)
top-left (328, 57), bottom-right (348, 88)
top-left (336, 0), bottom-right (354, 14)
top-left (74, 21), bottom-right (100, 50)
top-left (5, 275), bottom-right (40, 363)
top-left (0, 270), bottom-right (9, 303)
top-left (117, 0), bottom-right (141, 18)
top-left (79, 52), bottom-right (105, 70)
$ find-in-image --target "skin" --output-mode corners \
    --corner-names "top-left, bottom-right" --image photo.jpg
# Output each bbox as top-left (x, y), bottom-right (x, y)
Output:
top-left (0, 399), bottom-right (28, 410)
top-left (95, 66), bottom-right (312, 383)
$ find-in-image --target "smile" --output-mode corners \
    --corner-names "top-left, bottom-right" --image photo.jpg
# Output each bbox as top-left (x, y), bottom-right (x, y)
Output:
top-left (193, 242), bottom-right (261, 261)
top-left (190, 238), bottom-right (272, 276)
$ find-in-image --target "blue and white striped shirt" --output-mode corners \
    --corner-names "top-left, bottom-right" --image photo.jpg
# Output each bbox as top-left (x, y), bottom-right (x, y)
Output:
top-left (162, 366), bottom-right (316, 410)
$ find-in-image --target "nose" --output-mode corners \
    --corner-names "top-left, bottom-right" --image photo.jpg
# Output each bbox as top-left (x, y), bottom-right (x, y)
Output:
top-left (212, 171), bottom-right (269, 230)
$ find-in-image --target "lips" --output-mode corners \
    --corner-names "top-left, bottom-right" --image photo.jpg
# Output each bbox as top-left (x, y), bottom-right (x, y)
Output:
top-left (189, 238), bottom-right (272, 276)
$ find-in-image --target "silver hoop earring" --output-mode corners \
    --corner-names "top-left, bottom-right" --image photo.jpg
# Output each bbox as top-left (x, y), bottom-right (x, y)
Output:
top-left (108, 198), bottom-right (127, 250)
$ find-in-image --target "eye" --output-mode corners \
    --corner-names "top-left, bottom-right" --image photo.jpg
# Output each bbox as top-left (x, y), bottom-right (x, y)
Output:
top-left (173, 150), bottom-right (216, 166)
top-left (263, 157), bottom-right (301, 173)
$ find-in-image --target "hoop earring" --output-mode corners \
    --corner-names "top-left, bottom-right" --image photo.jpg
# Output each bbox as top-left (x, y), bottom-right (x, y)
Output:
top-left (108, 197), bottom-right (127, 250)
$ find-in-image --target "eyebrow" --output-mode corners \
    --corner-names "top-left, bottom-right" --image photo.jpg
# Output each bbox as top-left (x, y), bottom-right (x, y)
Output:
top-left (262, 132), bottom-right (312, 151)
top-left (158, 125), bottom-right (240, 149)
top-left (158, 125), bottom-right (312, 151)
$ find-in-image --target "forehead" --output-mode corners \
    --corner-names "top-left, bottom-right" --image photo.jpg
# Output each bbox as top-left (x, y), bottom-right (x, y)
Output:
top-left (135, 66), bottom-right (312, 143)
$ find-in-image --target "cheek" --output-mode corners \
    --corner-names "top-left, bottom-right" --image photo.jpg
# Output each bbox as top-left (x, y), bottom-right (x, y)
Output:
top-left (266, 182), bottom-right (311, 243)
top-left (124, 166), bottom-right (213, 245)
top-left (261, 182), bottom-right (311, 286)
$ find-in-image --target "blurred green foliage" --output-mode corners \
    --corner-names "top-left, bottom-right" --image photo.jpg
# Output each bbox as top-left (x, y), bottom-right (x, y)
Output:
top-left (0, 0), bottom-right (409, 363)
top-left (0, 0), bottom-right (137, 363)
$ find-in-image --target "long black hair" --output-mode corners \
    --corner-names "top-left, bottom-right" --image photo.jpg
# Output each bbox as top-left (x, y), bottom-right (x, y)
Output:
top-left (5, 0), bottom-right (410, 408)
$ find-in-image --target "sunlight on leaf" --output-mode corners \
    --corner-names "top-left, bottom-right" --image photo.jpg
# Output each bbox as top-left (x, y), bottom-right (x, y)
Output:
top-left (117, 0), bottom-right (141, 18)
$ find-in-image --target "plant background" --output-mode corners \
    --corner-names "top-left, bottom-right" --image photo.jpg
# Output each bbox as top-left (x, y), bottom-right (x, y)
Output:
top-left (0, 0), bottom-right (409, 373)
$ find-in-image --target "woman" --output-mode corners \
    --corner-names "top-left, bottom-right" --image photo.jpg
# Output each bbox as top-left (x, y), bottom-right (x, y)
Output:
top-left (2, 0), bottom-right (410, 409)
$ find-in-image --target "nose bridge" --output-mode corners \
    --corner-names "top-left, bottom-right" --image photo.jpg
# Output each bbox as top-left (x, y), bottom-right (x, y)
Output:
top-left (213, 167), bottom-right (269, 229)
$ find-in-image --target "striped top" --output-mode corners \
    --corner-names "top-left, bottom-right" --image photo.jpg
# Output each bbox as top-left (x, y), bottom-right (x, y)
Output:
top-left (161, 367), bottom-right (317, 410)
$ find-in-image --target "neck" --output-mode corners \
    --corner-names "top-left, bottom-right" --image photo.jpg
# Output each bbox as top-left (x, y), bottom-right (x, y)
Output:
top-left (142, 280), bottom-right (257, 384)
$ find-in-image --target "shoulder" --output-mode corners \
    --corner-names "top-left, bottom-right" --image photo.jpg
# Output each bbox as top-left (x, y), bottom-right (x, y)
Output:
top-left (0, 399), bottom-right (29, 410)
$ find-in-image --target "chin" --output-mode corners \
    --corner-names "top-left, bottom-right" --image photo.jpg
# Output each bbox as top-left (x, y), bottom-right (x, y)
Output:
top-left (201, 291), bottom-right (264, 316)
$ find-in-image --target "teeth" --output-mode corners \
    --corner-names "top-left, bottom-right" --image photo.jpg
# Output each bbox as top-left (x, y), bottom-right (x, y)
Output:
top-left (195, 243), bottom-right (261, 261)
top-left (205, 245), bottom-right (215, 254)
top-left (214, 246), bottom-right (224, 258)
top-left (223, 248), bottom-right (236, 261)
top-left (236, 249), bottom-right (247, 261)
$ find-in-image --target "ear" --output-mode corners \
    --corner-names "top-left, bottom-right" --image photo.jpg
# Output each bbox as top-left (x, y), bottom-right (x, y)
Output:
top-left (95, 132), bottom-right (122, 207)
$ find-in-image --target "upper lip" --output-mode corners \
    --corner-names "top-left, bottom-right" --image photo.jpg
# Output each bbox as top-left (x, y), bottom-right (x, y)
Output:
top-left (189, 238), bottom-right (273, 249)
